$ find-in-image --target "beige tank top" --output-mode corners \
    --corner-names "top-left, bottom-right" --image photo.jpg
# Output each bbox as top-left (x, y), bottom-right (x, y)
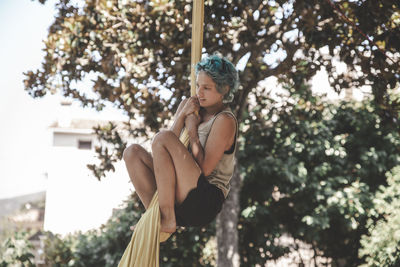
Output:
top-left (197, 107), bottom-right (238, 198)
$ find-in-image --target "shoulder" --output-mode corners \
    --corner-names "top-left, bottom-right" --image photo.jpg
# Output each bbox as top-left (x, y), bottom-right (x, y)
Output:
top-left (216, 111), bottom-right (236, 125)
top-left (216, 111), bottom-right (235, 121)
top-left (213, 112), bottom-right (236, 133)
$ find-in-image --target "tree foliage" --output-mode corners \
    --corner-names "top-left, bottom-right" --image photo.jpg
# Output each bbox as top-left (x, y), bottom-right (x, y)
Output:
top-left (25, 0), bottom-right (400, 179)
top-left (0, 231), bottom-right (35, 267)
top-left (6, 90), bottom-right (397, 266)
top-left (21, 0), bottom-right (400, 265)
top-left (239, 82), bottom-right (400, 265)
top-left (359, 166), bottom-right (400, 267)
top-left (38, 192), bottom-right (216, 266)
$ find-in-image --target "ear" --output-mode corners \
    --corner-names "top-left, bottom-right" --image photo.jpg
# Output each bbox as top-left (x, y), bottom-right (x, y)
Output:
top-left (222, 85), bottom-right (230, 95)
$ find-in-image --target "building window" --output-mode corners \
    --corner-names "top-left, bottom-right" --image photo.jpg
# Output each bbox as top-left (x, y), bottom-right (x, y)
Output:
top-left (78, 140), bottom-right (92, 150)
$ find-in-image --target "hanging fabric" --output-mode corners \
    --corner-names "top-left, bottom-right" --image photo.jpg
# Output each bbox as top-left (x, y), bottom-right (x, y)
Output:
top-left (118, 1), bottom-right (204, 266)
top-left (180, 0), bottom-right (204, 147)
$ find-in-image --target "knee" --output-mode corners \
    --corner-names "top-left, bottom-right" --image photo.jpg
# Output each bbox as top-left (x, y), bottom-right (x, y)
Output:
top-left (152, 130), bottom-right (175, 148)
top-left (123, 144), bottom-right (143, 162)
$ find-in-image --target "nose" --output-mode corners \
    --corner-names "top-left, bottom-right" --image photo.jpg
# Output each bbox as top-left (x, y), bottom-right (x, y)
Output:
top-left (196, 87), bottom-right (203, 97)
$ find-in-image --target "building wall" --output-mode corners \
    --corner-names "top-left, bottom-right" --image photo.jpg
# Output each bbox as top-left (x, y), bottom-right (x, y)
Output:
top-left (53, 132), bottom-right (94, 148)
top-left (43, 128), bottom-right (133, 236)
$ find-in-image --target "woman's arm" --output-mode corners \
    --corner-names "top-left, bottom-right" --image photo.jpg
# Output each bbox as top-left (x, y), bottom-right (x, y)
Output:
top-left (170, 97), bottom-right (200, 137)
top-left (188, 113), bottom-right (236, 176)
top-left (170, 99), bottom-right (187, 137)
top-left (186, 113), bottom-right (203, 164)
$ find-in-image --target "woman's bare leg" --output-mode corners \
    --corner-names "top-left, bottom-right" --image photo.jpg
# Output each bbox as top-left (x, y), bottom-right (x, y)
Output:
top-left (123, 144), bottom-right (156, 210)
top-left (151, 130), bottom-right (202, 233)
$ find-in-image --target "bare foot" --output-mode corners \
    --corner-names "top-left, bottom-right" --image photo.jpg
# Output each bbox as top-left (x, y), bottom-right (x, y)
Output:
top-left (131, 220), bottom-right (175, 243)
top-left (159, 217), bottom-right (175, 243)
top-left (160, 217), bottom-right (176, 234)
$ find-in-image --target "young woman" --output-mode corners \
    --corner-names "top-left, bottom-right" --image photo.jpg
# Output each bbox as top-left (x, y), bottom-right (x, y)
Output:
top-left (122, 54), bottom-right (239, 242)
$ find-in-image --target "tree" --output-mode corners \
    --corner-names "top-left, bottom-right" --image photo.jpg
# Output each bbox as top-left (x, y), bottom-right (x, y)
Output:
top-left (40, 192), bottom-right (217, 266)
top-left (0, 231), bottom-right (35, 267)
top-left (25, 0), bottom-right (400, 265)
top-left (10, 88), bottom-right (400, 266)
top-left (239, 81), bottom-right (400, 265)
top-left (359, 166), bottom-right (400, 267)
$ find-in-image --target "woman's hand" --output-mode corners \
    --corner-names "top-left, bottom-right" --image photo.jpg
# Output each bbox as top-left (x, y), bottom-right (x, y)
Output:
top-left (185, 113), bottom-right (200, 133)
top-left (180, 97), bottom-right (200, 118)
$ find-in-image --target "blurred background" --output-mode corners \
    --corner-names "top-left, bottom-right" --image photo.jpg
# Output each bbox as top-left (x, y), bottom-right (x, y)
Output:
top-left (0, 0), bottom-right (399, 266)
top-left (0, 0), bottom-right (133, 264)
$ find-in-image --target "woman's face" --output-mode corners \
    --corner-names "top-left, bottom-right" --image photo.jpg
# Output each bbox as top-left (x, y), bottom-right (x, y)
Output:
top-left (196, 71), bottom-right (224, 107)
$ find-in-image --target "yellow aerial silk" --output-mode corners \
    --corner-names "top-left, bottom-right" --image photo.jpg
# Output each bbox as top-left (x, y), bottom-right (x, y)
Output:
top-left (118, 1), bottom-right (204, 266)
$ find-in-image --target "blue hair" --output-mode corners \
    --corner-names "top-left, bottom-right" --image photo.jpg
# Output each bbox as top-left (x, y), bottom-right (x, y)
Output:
top-left (195, 54), bottom-right (239, 103)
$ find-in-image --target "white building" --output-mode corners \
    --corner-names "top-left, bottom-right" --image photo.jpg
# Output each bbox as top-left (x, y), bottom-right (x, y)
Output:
top-left (43, 100), bottom-right (134, 236)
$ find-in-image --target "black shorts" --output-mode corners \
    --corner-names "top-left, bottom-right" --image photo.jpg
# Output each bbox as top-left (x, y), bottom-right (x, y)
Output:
top-left (174, 174), bottom-right (225, 227)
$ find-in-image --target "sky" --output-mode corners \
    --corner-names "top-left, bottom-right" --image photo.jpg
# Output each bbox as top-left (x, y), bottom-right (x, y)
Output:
top-left (0, 0), bottom-right (56, 199)
top-left (0, 0), bottom-right (126, 199)
top-left (0, 0), bottom-right (359, 200)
